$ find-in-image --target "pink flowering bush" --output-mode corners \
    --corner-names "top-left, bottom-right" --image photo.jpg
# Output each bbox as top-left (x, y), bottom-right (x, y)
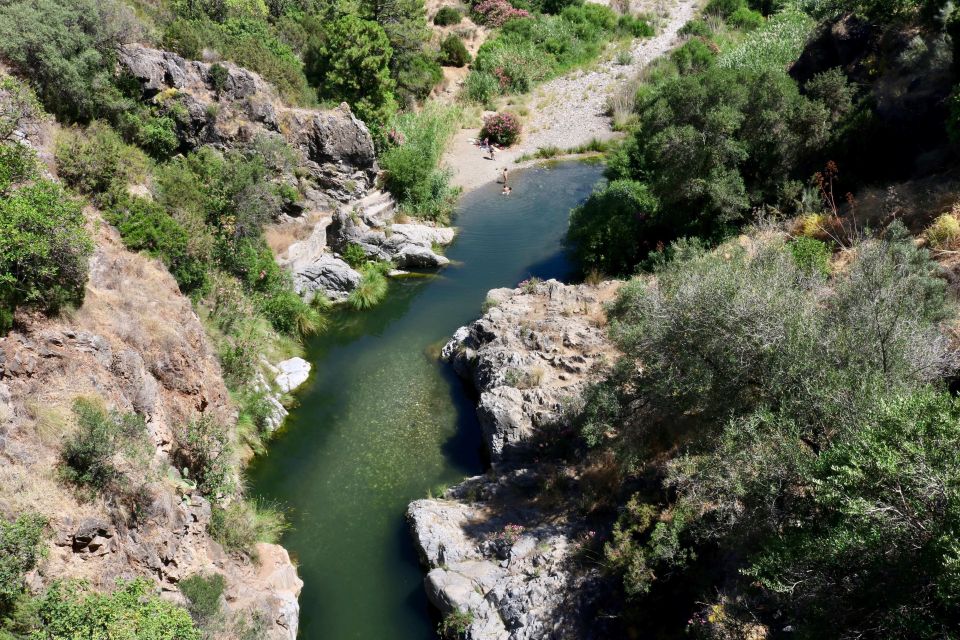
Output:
top-left (480, 112), bottom-right (521, 147)
top-left (472, 0), bottom-right (529, 27)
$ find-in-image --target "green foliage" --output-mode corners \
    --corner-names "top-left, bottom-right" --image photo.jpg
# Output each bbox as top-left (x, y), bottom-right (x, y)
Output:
top-left (174, 414), bottom-right (233, 498)
top-left (464, 71), bottom-right (500, 106)
top-left (439, 34), bottom-right (471, 67)
top-left (393, 51), bottom-right (444, 106)
top-left (0, 0), bottom-right (138, 123)
top-left (208, 63), bottom-right (230, 94)
top-left (727, 6), bottom-right (763, 29)
top-left (55, 122), bottom-right (147, 200)
top-left (788, 235), bottom-right (831, 275)
top-left (567, 180), bottom-right (659, 275)
top-left (0, 76), bottom-right (43, 193)
top-left (0, 514), bottom-right (46, 618)
top-left (0, 179), bottom-right (92, 331)
top-left (178, 573), bottom-right (225, 623)
top-left (596, 64), bottom-right (846, 268)
top-left (587, 227), bottom-right (957, 635)
top-left (468, 4), bottom-right (628, 100)
top-left (705, 0), bottom-right (745, 17)
top-left (209, 499), bottom-right (288, 555)
top-left (60, 397), bottom-right (147, 492)
top-left (347, 264), bottom-right (390, 310)
top-left (306, 15), bottom-right (397, 124)
top-left (716, 7), bottom-right (813, 73)
top-left (679, 19), bottom-right (711, 37)
top-left (342, 243), bottom-right (368, 268)
top-left (433, 6), bottom-right (462, 24)
top-left (30, 579), bottom-right (200, 640)
top-left (438, 610), bottom-right (474, 639)
top-left (379, 104), bottom-right (460, 221)
top-left (670, 38), bottom-right (715, 75)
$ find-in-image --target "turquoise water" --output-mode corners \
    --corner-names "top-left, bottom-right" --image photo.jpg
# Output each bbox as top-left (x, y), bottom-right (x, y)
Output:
top-left (248, 161), bottom-right (604, 639)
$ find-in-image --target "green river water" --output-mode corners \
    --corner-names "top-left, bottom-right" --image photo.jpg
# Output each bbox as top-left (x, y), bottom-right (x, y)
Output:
top-left (248, 161), bottom-right (605, 639)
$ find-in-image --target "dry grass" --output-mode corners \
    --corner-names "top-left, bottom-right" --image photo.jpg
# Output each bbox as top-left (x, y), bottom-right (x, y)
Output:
top-left (265, 220), bottom-right (315, 258)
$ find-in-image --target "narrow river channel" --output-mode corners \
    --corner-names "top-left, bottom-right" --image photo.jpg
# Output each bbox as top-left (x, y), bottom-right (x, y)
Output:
top-left (248, 161), bottom-right (605, 639)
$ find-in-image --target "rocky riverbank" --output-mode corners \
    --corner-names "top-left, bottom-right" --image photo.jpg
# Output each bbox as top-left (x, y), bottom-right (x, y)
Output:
top-left (408, 279), bottom-right (621, 639)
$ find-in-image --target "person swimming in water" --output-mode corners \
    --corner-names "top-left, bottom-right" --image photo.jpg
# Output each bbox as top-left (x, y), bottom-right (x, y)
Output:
top-left (501, 184), bottom-right (512, 195)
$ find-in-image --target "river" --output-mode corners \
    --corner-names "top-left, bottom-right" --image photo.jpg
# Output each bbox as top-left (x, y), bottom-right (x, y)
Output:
top-left (249, 161), bottom-right (604, 639)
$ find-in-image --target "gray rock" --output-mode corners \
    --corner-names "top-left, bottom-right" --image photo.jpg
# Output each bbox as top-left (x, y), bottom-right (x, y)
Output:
top-left (327, 209), bottom-right (452, 270)
top-left (293, 254), bottom-right (362, 302)
top-left (275, 357), bottom-right (311, 394)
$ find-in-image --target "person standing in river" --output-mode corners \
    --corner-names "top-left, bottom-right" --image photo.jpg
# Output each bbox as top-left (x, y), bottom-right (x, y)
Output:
top-left (502, 167), bottom-right (509, 185)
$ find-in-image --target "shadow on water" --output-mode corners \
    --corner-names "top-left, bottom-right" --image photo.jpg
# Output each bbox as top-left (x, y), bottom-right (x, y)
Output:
top-left (249, 161), bottom-right (605, 640)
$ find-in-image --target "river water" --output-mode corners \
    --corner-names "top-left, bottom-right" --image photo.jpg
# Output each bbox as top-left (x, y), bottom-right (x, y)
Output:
top-left (249, 161), bottom-right (604, 639)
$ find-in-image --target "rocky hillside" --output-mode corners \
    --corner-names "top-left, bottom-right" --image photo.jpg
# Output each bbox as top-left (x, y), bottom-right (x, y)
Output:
top-left (0, 217), bottom-right (301, 638)
top-left (409, 279), bottom-right (620, 639)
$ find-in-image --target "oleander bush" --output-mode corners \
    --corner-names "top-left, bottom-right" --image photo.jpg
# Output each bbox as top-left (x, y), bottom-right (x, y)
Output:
top-left (480, 111), bottom-right (521, 146)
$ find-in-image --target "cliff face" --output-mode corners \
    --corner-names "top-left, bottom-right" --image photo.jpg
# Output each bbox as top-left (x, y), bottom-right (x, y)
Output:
top-left (0, 220), bottom-right (301, 638)
top-left (117, 44), bottom-right (378, 206)
top-left (408, 279), bottom-right (621, 640)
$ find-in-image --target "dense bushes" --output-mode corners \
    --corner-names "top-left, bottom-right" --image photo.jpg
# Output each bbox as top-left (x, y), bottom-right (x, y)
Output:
top-left (179, 573), bottom-right (226, 623)
top-left (572, 60), bottom-right (849, 272)
top-left (467, 4), bottom-right (650, 101)
top-left (379, 105), bottom-right (461, 221)
top-left (30, 579), bottom-right (201, 640)
top-left (306, 15), bottom-right (397, 123)
top-left (580, 228), bottom-right (959, 637)
top-left (434, 6), bottom-right (463, 24)
top-left (0, 513), bottom-right (46, 618)
top-left (0, 177), bottom-right (93, 332)
top-left (439, 34), bottom-right (472, 66)
top-left (209, 499), bottom-right (288, 556)
top-left (0, 0), bottom-right (138, 123)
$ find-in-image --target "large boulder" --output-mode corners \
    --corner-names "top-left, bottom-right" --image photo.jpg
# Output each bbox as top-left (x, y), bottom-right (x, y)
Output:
top-left (116, 44), bottom-right (377, 206)
top-left (327, 209), bottom-right (452, 269)
top-left (293, 254), bottom-right (362, 302)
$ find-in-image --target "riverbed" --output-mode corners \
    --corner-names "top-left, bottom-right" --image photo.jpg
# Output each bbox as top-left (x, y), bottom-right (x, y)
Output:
top-left (249, 161), bottom-right (604, 639)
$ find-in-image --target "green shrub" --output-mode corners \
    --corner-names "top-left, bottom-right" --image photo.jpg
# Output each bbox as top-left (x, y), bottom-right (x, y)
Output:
top-left (716, 7), bottom-right (814, 73)
top-left (60, 397), bottom-right (147, 492)
top-left (439, 34), bottom-right (471, 67)
top-left (55, 122), bottom-right (147, 198)
top-left (0, 143), bottom-right (38, 195)
top-left (0, 0), bottom-right (136, 123)
top-left (671, 38), bottom-right (715, 75)
top-left (174, 414), bottom-right (233, 498)
top-left (433, 6), bottom-right (462, 25)
top-left (178, 573), bottom-right (226, 622)
top-left (342, 243), bottom-right (368, 268)
top-left (31, 579), bottom-right (200, 640)
top-left (0, 513), bottom-right (46, 617)
top-left (617, 14), bottom-right (654, 37)
top-left (348, 264), bottom-right (389, 310)
top-left (258, 287), bottom-right (325, 336)
top-left (789, 235), bottom-right (831, 275)
top-left (679, 19), bottom-right (712, 37)
top-left (0, 180), bottom-right (93, 331)
top-left (925, 210), bottom-right (960, 248)
top-left (305, 15), bottom-right (397, 124)
top-left (438, 610), bottom-right (474, 638)
top-left (464, 71), bottom-right (500, 105)
top-left (209, 63), bottom-right (229, 93)
top-left (379, 105), bottom-right (460, 221)
top-left (394, 51), bottom-right (444, 106)
top-left (728, 6), bottom-right (764, 29)
top-left (705, 0), bottom-right (745, 17)
top-left (209, 499), bottom-right (288, 556)
top-left (568, 179), bottom-right (659, 275)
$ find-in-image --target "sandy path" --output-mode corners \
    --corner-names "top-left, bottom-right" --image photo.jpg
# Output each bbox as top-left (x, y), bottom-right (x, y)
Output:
top-left (443, 0), bottom-right (699, 193)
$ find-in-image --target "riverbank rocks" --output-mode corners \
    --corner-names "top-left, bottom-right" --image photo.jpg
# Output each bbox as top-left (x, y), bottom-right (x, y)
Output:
top-left (408, 279), bottom-right (623, 640)
top-left (292, 253), bottom-right (362, 303)
top-left (117, 44), bottom-right (377, 207)
top-left (442, 279), bottom-right (620, 466)
top-left (275, 357), bottom-right (311, 394)
top-left (327, 207), bottom-right (453, 269)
